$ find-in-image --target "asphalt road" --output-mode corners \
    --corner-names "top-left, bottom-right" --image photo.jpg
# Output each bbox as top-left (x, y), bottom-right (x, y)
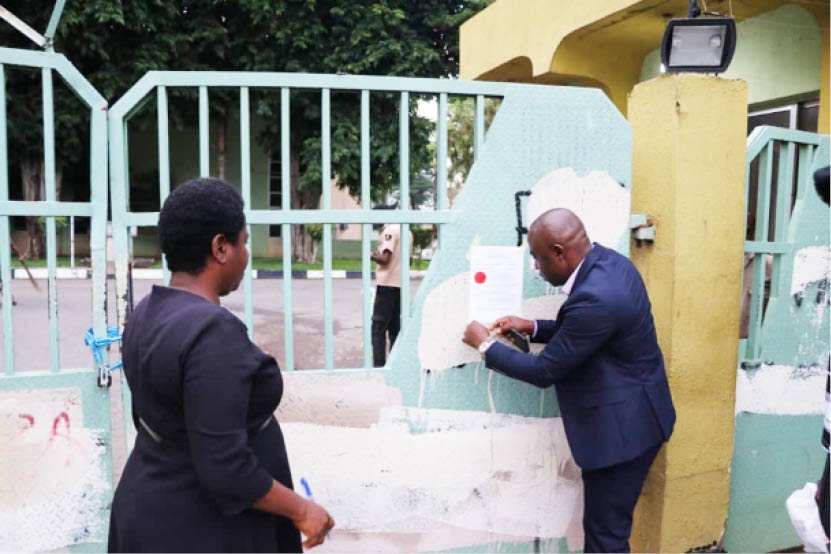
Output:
top-left (1, 277), bottom-right (420, 373)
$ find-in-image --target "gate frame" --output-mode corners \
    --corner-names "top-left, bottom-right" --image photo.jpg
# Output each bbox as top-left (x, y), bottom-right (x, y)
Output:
top-left (0, 46), bottom-right (112, 552)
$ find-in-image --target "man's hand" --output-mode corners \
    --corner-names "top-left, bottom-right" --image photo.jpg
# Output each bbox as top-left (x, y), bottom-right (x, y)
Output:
top-left (370, 249), bottom-right (391, 266)
top-left (462, 321), bottom-right (490, 349)
top-left (489, 316), bottom-right (534, 337)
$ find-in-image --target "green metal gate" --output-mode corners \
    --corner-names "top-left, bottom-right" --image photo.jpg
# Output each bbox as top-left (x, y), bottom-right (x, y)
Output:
top-left (726, 126), bottom-right (830, 552)
top-left (0, 51), bottom-right (636, 550)
top-left (0, 47), bottom-right (111, 551)
top-left (107, 72), bottom-right (512, 445)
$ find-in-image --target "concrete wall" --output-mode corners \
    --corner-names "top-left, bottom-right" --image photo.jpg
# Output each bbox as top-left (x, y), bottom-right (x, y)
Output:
top-left (1, 378), bottom-right (113, 552)
top-left (628, 74), bottom-right (748, 552)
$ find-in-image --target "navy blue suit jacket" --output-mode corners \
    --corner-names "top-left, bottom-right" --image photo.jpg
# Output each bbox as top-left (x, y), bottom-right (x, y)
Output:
top-left (485, 244), bottom-right (675, 471)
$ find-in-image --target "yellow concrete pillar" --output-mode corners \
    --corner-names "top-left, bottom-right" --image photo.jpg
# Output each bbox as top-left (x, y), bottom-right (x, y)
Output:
top-left (627, 74), bottom-right (748, 552)
top-left (819, 27), bottom-right (829, 134)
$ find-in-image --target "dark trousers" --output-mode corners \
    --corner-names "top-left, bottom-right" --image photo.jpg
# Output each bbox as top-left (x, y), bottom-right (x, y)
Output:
top-left (819, 454), bottom-right (829, 544)
top-left (372, 285), bottom-right (400, 367)
top-left (582, 443), bottom-right (662, 553)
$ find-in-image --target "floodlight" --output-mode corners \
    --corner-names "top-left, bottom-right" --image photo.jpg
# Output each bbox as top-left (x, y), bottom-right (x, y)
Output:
top-left (661, 17), bottom-right (736, 73)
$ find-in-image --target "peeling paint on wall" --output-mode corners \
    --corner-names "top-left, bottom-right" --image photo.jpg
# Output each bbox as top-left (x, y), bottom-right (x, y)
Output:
top-left (283, 406), bottom-right (584, 552)
top-left (0, 387), bottom-right (110, 552)
top-left (417, 271), bottom-right (566, 373)
top-left (735, 364), bottom-right (826, 416)
top-left (526, 168), bottom-right (631, 250)
top-left (791, 246), bottom-right (830, 296)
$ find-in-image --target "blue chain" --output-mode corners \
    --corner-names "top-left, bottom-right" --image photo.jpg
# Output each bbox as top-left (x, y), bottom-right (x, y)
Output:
top-left (85, 327), bottom-right (123, 384)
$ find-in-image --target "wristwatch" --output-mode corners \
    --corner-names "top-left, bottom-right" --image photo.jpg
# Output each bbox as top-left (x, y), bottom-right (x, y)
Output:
top-left (478, 337), bottom-right (497, 359)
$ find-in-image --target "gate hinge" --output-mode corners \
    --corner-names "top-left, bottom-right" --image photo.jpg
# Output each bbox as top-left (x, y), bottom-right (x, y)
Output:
top-left (630, 214), bottom-right (655, 243)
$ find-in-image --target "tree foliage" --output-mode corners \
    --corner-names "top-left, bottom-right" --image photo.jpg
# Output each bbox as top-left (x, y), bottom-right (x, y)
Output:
top-left (443, 96), bottom-right (499, 205)
top-left (0, 0), bottom-right (492, 260)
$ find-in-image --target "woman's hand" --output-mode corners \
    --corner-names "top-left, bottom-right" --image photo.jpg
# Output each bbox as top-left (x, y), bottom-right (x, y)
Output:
top-left (489, 316), bottom-right (534, 337)
top-left (293, 499), bottom-right (335, 549)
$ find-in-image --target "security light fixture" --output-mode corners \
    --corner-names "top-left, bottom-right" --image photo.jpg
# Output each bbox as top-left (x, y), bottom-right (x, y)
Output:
top-left (660, 0), bottom-right (736, 74)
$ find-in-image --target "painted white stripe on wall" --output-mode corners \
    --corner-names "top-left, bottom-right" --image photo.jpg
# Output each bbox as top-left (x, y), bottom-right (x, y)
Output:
top-left (735, 364), bottom-right (826, 416)
top-left (526, 168), bottom-right (631, 249)
top-left (282, 406), bottom-right (582, 544)
top-left (791, 246), bottom-right (830, 296)
top-left (417, 272), bottom-right (566, 373)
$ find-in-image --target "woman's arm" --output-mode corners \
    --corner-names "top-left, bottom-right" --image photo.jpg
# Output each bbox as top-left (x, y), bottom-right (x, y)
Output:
top-left (253, 481), bottom-right (335, 549)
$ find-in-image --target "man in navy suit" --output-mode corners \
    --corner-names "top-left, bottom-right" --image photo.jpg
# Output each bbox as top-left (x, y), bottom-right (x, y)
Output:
top-left (463, 208), bottom-right (675, 553)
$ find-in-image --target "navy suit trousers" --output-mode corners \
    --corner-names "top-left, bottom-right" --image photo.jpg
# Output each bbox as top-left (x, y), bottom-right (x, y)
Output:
top-left (582, 444), bottom-right (661, 553)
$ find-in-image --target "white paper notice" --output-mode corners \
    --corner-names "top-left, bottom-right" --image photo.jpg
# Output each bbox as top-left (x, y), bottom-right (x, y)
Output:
top-left (468, 246), bottom-right (524, 325)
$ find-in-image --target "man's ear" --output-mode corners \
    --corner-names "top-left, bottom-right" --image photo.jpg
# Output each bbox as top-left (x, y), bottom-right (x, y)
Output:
top-left (551, 243), bottom-right (565, 258)
top-left (211, 234), bottom-right (228, 264)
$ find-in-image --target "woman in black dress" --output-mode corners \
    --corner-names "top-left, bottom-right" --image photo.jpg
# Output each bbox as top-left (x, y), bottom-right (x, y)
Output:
top-left (108, 178), bottom-right (334, 552)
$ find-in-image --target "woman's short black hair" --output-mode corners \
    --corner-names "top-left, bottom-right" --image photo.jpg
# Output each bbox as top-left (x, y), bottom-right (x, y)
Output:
top-left (158, 177), bottom-right (245, 273)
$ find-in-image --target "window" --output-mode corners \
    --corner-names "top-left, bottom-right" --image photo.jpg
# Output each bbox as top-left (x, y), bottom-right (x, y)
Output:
top-left (747, 99), bottom-right (818, 135)
top-left (269, 158), bottom-right (282, 238)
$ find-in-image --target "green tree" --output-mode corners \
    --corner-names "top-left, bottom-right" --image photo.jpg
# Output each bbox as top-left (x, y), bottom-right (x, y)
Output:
top-left (233, 1), bottom-right (489, 261)
top-left (0, 0), bottom-right (184, 256)
top-left (0, 0), bottom-right (492, 261)
top-left (442, 96), bottom-right (499, 206)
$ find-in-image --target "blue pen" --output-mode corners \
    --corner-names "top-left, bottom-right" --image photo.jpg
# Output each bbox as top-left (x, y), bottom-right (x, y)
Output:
top-left (300, 477), bottom-right (313, 499)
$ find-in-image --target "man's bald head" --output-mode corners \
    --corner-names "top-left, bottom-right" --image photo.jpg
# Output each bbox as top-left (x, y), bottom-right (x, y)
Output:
top-left (530, 208), bottom-right (590, 247)
top-left (528, 208), bottom-right (592, 286)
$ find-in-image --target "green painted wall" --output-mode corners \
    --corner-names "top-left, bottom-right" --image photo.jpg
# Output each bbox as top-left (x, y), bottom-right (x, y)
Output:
top-left (385, 84), bottom-right (632, 416)
top-left (723, 136), bottom-right (830, 552)
top-left (639, 5), bottom-right (822, 108)
top-left (725, 413), bottom-right (826, 553)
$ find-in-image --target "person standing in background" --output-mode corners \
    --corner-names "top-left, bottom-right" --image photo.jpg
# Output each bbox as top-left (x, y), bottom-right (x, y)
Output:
top-left (370, 223), bottom-right (412, 367)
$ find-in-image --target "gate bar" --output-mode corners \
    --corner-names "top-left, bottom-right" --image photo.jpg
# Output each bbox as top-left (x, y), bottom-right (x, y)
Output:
top-left (0, 65), bottom-right (13, 375)
top-left (42, 67), bottom-right (59, 372)
top-left (360, 90), bottom-right (371, 368)
top-left (746, 142), bottom-right (774, 361)
top-left (240, 87), bottom-right (254, 339)
top-left (157, 86), bottom-right (170, 283)
top-left (796, 144), bottom-right (814, 201)
top-left (43, 0), bottom-right (67, 41)
top-left (0, 200), bottom-right (92, 216)
top-left (437, 92), bottom-right (448, 248)
top-left (123, 209), bottom-right (457, 228)
top-left (474, 94), bottom-right (484, 160)
top-left (199, 86), bottom-right (209, 177)
top-left (321, 88), bottom-right (334, 370)
top-left (770, 141), bottom-right (795, 297)
top-left (281, 87), bottom-right (293, 371)
top-left (399, 92), bottom-right (410, 322)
